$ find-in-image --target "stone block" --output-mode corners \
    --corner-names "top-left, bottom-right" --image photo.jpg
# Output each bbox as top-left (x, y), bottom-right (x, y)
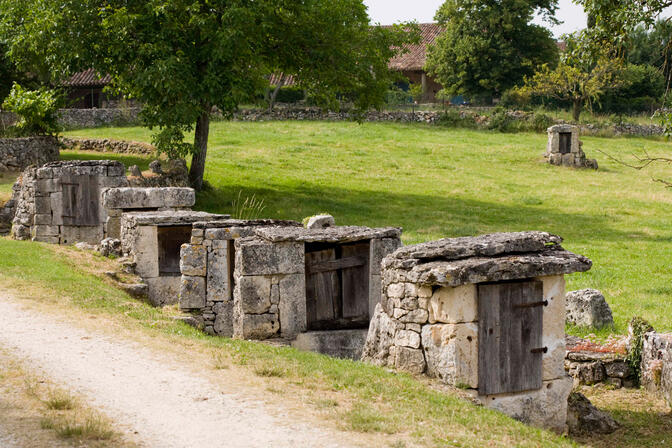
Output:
top-left (292, 329), bottom-right (368, 360)
top-left (387, 283), bottom-right (405, 299)
top-left (305, 214), bottom-right (335, 229)
top-left (369, 274), bottom-right (381, 320)
top-left (60, 225), bottom-right (104, 245)
top-left (105, 216), bottom-right (122, 239)
top-left (566, 288), bottom-right (614, 329)
top-left (235, 239), bottom-right (304, 275)
top-left (361, 303), bottom-right (403, 366)
top-left (145, 276), bottom-right (181, 307)
top-left (370, 237), bottom-right (402, 272)
top-left (236, 275), bottom-right (272, 314)
top-left (477, 377), bottom-right (572, 433)
top-left (543, 336), bottom-right (567, 381)
top-left (180, 244), bottom-right (207, 276)
top-left (179, 275), bottom-right (206, 310)
top-left (32, 225), bottom-right (59, 237)
top-left (398, 308), bottom-right (428, 324)
top-left (32, 236), bottom-right (59, 244)
top-left (394, 329), bottom-right (421, 348)
top-left (207, 247), bottom-right (231, 302)
top-left (539, 275), bottom-right (566, 342)
top-left (33, 214), bottom-right (52, 225)
top-left (605, 361), bottom-right (632, 379)
top-left (421, 323), bottom-right (478, 388)
top-left (36, 178), bottom-right (59, 193)
top-left (428, 284), bottom-right (477, 324)
top-left (391, 345), bottom-right (426, 374)
top-left (134, 225), bottom-right (159, 278)
top-left (103, 187), bottom-right (195, 210)
top-left (235, 313), bottom-right (280, 340)
top-left (278, 273), bottom-right (307, 338)
top-left (213, 301), bottom-right (234, 337)
top-left (34, 195), bottom-right (51, 214)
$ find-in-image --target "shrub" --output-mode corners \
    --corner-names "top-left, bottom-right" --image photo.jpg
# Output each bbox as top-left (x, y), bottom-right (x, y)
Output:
top-left (527, 111), bottom-right (554, 132)
top-left (436, 109), bottom-right (476, 128)
top-left (487, 108), bottom-right (518, 132)
top-left (626, 316), bottom-right (655, 385)
top-left (1, 83), bottom-right (61, 136)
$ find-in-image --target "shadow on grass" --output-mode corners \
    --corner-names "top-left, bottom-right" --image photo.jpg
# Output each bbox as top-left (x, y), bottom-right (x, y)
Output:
top-left (196, 183), bottom-right (655, 245)
top-left (572, 407), bottom-right (672, 448)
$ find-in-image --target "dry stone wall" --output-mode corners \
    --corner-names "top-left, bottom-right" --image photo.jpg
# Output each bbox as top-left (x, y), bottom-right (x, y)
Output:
top-left (0, 137), bottom-right (59, 172)
top-left (60, 137), bottom-right (155, 155)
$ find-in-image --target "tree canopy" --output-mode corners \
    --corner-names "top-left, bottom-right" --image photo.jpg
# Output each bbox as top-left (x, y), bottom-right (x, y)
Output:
top-left (0, 0), bottom-right (415, 189)
top-left (425, 0), bottom-right (560, 102)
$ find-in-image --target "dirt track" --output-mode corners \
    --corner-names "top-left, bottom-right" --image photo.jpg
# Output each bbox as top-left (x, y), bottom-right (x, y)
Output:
top-left (0, 295), bottom-right (357, 448)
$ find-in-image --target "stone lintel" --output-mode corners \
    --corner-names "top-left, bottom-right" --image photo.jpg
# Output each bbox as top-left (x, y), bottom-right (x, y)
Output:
top-left (122, 210), bottom-right (229, 226)
top-left (103, 187), bottom-right (195, 210)
top-left (254, 225), bottom-right (402, 243)
top-left (191, 219), bottom-right (301, 230)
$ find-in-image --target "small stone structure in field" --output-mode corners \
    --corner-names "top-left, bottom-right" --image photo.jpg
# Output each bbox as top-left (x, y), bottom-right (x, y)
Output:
top-left (11, 160), bottom-right (128, 243)
top-left (361, 231), bottom-right (592, 431)
top-left (545, 125), bottom-right (598, 169)
top-left (119, 210), bottom-right (229, 306)
top-left (103, 187), bottom-right (196, 239)
top-left (180, 224), bottom-right (401, 358)
top-left (0, 136), bottom-right (60, 173)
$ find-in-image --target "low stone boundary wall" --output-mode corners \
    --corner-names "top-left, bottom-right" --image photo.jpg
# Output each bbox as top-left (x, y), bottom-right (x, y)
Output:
top-left (1, 108), bottom-right (141, 130)
top-left (0, 136), bottom-right (60, 172)
top-left (60, 137), bottom-right (155, 155)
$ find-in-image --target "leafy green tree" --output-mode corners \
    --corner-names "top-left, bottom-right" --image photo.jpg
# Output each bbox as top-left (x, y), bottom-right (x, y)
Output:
top-left (1, 1), bottom-right (414, 190)
top-left (517, 32), bottom-right (625, 121)
top-left (2, 83), bottom-right (61, 136)
top-left (426, 0), bottom-right (560, 102)
top-left (597, 64), bottom-right (665, 114)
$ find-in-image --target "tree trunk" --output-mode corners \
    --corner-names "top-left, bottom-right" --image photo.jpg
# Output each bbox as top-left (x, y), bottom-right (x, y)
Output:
top-left (572, 99), bottom-right (582, 122)
top-left (269, 76), bottom-right (285, 111)
top-left (188, 111), bottom-right (210, 191)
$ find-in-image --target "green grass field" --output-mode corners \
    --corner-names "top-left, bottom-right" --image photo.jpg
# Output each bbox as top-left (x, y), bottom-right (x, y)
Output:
top-left (58, 121), bottom-right (672, 335)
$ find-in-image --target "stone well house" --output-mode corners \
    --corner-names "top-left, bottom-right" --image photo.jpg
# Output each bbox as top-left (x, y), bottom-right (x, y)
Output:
top-left (361, 231), bottom-right (592, 431)
top-left (179, 224), bottom-right (402, 358)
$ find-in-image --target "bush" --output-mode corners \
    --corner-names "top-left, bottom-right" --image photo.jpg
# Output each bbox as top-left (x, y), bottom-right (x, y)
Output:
top-left (487, 108), bottom-right (518, 132)
top-left (436, 109), bottom-right (476, 128)
top-left (527, 111), bottom-right (554, 132)
top-left (2, 83), bottom-right (61, 136)
top-left (385, 86), bottom-right (411, 106)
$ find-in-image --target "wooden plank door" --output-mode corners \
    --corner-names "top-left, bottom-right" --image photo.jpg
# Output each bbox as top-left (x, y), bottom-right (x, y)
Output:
top-left (340, 242), bottom-right (370, 323)
top-left (61, 175), bottom-right (100, 226)
top-left (305, 248), bottom-right (340, 329)
top-left (478, 280), bottom-right (544, 395)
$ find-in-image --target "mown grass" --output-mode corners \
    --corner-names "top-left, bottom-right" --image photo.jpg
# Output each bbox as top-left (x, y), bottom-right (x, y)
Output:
top-left (0, 237), bottom-right (578, 447)
top-left (62, 121), bottom-right (672, 335)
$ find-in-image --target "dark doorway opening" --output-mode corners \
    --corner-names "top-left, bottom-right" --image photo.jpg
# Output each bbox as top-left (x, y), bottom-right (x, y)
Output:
top-left (158, 225), bottom-right (192, 275)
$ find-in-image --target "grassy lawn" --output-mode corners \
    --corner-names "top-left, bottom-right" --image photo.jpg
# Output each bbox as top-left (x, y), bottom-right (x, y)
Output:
top-left (60, 121), bottom-right (672, 335)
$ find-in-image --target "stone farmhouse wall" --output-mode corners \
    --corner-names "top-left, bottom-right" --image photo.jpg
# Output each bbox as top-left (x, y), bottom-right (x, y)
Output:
top-left (0, 137), bottom-right (60, 173)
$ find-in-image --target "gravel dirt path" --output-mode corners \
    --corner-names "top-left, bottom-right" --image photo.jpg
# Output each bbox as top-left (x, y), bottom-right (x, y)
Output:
top-left (0, 296), bottom-right (358, 448)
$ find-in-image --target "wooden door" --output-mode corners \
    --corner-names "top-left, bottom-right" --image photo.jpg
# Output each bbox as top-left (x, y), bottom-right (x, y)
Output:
top-left (61, 175), bottom-right (100, 226)
top-left (305, 242), bottom-right (370, 331)
top-left (477, 280), bottom-right (544, 395)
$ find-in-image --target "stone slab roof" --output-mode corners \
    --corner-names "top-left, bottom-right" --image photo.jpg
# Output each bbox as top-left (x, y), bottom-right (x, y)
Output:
top-left (104, 187), bottom-right (195, 209)
top-left (254, 226), bottom-right (402, 243)
top-left (192, 219), bottom-right (301, 230)
top-left (383, 231), bottom-right (591, 286)
top-left (122, 211), bottom-right (230, 225)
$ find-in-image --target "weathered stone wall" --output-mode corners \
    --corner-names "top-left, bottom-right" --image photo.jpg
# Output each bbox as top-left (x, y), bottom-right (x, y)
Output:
top-left (60, 137), bottom-right (155, 155)
top-left (1, 108), bottom-right (141, 130)
top-left (11, 160), bottom-right (128, 244)
top-left (0, 137), bottom-right (60, 172)
top-left (641, 332), bottom-right (672, 407)
top-left (565, 337), bottom-right (635, 389)
top-left (179, 220), bottom-right (303, 337)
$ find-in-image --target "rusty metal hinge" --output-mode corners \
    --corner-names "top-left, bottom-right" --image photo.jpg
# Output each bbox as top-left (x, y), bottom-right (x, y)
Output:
top-left (531, 347), bottom-right (548, 354)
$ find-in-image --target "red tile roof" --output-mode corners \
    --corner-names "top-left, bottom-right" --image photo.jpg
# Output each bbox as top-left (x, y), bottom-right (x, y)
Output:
top-left (388, 23), bottom-right (444, 72)
top-left (61, 69), bottom-right (111, 87)
top-left (269, 73), bottom-right (297, 86)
